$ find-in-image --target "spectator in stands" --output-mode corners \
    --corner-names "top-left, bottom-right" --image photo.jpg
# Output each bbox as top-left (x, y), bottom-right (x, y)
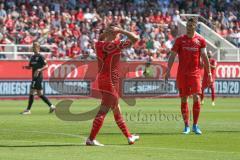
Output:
top-left (70, 41), bottom-right (81, 58)
top-left (0, 3), bottom-right (7, 21)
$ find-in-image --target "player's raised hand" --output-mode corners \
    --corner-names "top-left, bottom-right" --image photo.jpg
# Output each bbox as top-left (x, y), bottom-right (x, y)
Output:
top-left (110, 26), bottom-right (121, 33)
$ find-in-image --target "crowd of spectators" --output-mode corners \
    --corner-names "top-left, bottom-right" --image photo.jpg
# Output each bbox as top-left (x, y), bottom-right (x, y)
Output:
top-left (0, 0), bottom-right (239, 60)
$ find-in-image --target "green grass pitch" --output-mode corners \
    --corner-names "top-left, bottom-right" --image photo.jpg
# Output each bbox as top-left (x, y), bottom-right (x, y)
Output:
top-left (0, 98), bottom-right (239, 160)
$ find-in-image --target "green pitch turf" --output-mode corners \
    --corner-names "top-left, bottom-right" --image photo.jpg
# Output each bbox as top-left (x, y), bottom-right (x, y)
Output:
top-left (0, 98), bottom-right (239, 160)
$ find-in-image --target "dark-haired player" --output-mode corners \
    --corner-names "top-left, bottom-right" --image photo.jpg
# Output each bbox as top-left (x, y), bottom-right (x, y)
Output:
top-left (165, 17), bottom-right (213, 134)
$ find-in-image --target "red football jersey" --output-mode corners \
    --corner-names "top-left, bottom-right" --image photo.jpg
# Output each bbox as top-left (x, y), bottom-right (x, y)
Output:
top-left (171, 34), bottom-right (206, 77)
top-left (203, 58), bottom-right (217, 80)
top-left (95, 40), bottom-right (131, 84)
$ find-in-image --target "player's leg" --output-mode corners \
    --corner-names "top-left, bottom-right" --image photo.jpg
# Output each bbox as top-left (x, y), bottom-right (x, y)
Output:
top-left (210, 84), bottom-right (215, 106)
top-left (86, 104), bottom-right (110, 146)
top-left (181, 96), bottom-right (190, 134)
top-left (112, 104), bottom-right (139, 144)
top-left (21, 88), bottom-right (35, 114)
top-left (192, 94), bottom-right (202, 134)
top-left (201, 81), bottom-right (208, 105)
top-left (200, 87), bottom-right (205, 105)
top-left (35, 78), bottom-right (55, 113)
top-left (86, 82), bottom-right (115, 146)
top-left (178, 75), bottom-right (191, 134)
top-left (36, 90), bottom-right (55, 113)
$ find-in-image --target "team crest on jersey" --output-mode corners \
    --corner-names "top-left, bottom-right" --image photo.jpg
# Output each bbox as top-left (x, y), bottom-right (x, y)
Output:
top-left (193, 39), bottom-right (201, 46)
top-left (35, 57), bottom-right (39, 60)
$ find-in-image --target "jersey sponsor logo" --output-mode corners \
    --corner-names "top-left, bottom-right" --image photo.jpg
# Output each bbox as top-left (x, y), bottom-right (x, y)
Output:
top-left (182, 47), bottom-right (198, 51)
top-left (216, 65), bottom-right (240, 78)
top-left (48, 64), bottom-right (78, 78)
top-left (193, 39), bottom-right (201, 46)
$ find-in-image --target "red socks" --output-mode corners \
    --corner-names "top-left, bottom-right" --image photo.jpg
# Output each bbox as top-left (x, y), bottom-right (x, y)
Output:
top-left (89, 111), bottom-right (108, 140)
top-left (193, 101), bottom-right (201, 125)
top-left (114, 113), bottom-right (131, 138)
top-left (210, 85), bottom-right (215, 101)
top-left (89, 109), bottom-right (131, 140)
top-left (200, 89), bottom-right (204, 101)
top-left (181, 102), bottom-right (189, 126)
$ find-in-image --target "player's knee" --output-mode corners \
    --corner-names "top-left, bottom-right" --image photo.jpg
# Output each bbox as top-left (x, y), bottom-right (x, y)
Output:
top-left (29, 91), bottom-right (34, 95)
top-left (193, 94), bottom-right (200, 102)
top-left (181, 97), bottom-right (188, 103)
top-left (37, 92), bottom-right (43, 96)
top-left (108, 95), bottom-right (118, 106)
top-left (99, 105), bottom-right (110, 113)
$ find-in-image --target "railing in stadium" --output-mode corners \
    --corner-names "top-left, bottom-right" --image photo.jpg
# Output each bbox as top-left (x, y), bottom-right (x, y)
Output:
top-left (0, 44), bottom-right (240, 62)
top-left (0, 44), bottom-right (52, 60)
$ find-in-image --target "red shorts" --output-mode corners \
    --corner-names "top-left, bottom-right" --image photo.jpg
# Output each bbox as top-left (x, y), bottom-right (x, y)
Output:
top-left (98, 80), bottom-right (119, 108)
top-left (177, 74), bottom-right (201, 97)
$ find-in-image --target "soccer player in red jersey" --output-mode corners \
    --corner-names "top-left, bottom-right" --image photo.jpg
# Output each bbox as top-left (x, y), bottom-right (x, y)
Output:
top-left (86, 24), bottom-right (140, 146)
top-left (201, 51), bottom-right (217, 106)
top-left (165, 18), bottom-right (213, 135)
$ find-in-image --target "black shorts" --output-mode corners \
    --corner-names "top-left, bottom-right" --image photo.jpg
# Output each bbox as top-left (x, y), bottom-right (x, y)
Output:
top-left (31, 77), bottom-right (43, 90)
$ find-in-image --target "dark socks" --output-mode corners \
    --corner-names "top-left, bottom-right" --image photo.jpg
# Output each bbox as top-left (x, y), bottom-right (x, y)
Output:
top-left (27, 94), bottom-right (34, 110)
top-left (39, 95), bottom-right (52, 107)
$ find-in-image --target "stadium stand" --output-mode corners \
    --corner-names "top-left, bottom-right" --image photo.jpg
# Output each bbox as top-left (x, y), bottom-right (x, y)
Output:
top-left (0, 0), bottom-right (239, 60)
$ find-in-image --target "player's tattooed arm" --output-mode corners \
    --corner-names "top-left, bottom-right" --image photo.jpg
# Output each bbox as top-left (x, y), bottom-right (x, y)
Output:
top-left (201, 48), bottom-right (213, 84)
top-left (201, 48), bottom-right (211, 74)
top-left (165, 51), bottom-right (177, 81)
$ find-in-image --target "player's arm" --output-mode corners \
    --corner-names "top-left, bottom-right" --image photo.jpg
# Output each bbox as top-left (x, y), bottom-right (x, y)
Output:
top-left (39, 60), bottom-right (48, 71)
top-left (200, 58), bottom-right (204, 69)
top-left (201, 48), bottom-right (213, 84)
top-left (165, 37), bottom-right (180, 81)
top-left (117, 28), bottom-right (139, 45)
top-left (23, 60), bottom-right (32, 69)
top-left (165, 51), bottom-right (177, 81)
top-left (34, 59), bottom-right (48, 77)
top-left (23, 65), bottom-right (32, 69)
